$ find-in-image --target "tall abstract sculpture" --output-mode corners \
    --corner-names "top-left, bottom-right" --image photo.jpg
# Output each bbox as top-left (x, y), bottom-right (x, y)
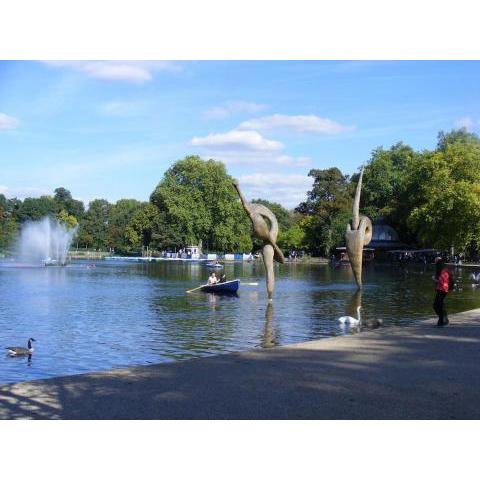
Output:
top-left (345, 167), bottom-right (373, 288)
top-left (233, 180), bottom-right (285, 301)
top-left (261, 302), bottom-right (277, 348)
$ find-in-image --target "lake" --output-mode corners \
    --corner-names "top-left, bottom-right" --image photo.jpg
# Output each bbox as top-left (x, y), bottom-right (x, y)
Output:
top-left (1, 259), bottom-right (480, 384)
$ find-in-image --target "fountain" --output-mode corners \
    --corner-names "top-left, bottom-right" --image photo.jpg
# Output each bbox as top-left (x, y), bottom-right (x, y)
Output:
top-left (17, 216), bottom-right (77, 266)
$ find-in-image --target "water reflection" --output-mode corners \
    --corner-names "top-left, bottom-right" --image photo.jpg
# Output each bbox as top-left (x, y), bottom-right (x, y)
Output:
top-left (5, 353), bottom-right (33, 368)
top-left (2, 260), bottom-right (480, 384)
top-left (345, 288), bottom-right (362, 318)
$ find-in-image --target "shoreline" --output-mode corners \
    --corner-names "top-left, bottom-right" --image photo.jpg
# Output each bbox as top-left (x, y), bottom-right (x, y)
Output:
top-left (1, 307), bottom-right (480, 419)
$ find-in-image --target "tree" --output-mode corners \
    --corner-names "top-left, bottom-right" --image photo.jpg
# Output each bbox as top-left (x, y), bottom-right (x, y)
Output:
top-left (57, 209), bottom-right (78, 231)
top-left (76, 199), bottom-right (111, 249)
top-left (278, 222), bottom-right (307, 252)
top-left (150, 155), bottom-right (253, 252)
top-left (0, 194), bottom-right (19, 252)
top-left (402, 133), bottom-right (480, 250)
top-left (295, 167), bottom-right (352, 255)
top-left (437, 128), bottom-right (480, 152)
top-left (107, 199), bottom-right (143, 252)
top-left (354, 142), bottom-right (416, 222)
top-left (297, 167), bottom-right (351, 216)
top-left (54, 187), bottom-right (85, 220)
top-left (125, 203), bottom-right (160, 251)
top-left (16, 195), bottom-right (57, 222)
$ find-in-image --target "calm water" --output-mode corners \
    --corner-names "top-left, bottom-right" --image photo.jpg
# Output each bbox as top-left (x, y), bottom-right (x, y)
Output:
top-left (1, 259), bottom-right (480, 384)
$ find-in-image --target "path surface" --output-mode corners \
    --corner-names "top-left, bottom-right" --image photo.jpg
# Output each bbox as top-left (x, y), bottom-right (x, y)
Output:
top-left (1, 309), bottom-right (480, 419)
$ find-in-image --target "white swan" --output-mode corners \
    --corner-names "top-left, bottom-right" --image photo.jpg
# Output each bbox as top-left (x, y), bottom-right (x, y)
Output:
top-left (469, 272), bottom-right (480, 283)
top-left (338, 306), bottom-right (362, 325)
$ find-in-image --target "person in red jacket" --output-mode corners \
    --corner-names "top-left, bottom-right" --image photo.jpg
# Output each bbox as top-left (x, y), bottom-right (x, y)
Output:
top-left (433, 258), bottom-right (454, 326)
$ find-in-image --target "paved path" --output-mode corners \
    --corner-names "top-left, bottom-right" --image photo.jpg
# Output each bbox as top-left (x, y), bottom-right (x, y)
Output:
top-left (1, 309), bottom-right (480, 419)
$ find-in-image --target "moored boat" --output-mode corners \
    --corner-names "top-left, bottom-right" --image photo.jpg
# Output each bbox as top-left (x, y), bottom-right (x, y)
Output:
top-left (200, 279), bottom-right (240, 294)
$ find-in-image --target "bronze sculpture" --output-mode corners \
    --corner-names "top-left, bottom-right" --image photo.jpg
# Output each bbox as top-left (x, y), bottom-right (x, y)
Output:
top-left (261, 302), bottom-right (277, 348)
top-left (233, 179), bottom-right (285, 300)
top-left (345, 166), bottom-right (372, 288)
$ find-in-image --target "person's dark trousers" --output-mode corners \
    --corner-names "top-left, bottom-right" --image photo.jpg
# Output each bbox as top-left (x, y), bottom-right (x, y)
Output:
top-left (433, 290), bottom-right (448, 326)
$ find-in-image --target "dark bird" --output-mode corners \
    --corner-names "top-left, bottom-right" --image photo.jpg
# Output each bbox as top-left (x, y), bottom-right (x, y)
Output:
top-left (6, 338), bottom-right (36, 356)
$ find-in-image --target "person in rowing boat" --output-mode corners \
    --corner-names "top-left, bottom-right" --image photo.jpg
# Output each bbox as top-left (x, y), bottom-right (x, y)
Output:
top-left (207, 272), bottom-right (219, 285)
top-left (219, 273), bottom-right (227, 283)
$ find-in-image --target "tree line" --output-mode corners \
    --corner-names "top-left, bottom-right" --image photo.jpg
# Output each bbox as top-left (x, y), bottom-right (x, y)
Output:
top-left (1, 128), bottom-right (480, 257)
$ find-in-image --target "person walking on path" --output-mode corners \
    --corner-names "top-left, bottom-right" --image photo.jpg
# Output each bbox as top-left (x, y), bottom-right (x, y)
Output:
top-left (433, 258), bottom-right (455, 326)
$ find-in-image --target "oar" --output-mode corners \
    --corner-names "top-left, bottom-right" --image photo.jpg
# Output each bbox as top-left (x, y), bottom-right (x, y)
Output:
top-left (241, 282), bottom-right (258, 286)
top-left (186, 284), bottom-right (207, 294)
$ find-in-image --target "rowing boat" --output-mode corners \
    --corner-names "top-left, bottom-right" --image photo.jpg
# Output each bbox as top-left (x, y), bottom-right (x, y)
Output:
top-left (200, 279), bottom-right (240, 294)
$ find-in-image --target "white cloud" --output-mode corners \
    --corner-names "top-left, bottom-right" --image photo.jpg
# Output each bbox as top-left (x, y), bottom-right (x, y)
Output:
top-left (191, 129), bottom-right (284, 152)
top-left (236, 173), bottom-right (313, 208)
top-left (45, 61), bottom-right (180, 84)
top-left (0, 185), bottom-right (49, 199)
top-left (454, 116), bottom-right (476, 129)
top-left (239, 114), bottom-right (354, 134)
top-left (0, 112), bottom-right (20, 130)
top-left (203, 100), bottom-right (268, 119)
top-left (203, 150), bottom-right (312, 168)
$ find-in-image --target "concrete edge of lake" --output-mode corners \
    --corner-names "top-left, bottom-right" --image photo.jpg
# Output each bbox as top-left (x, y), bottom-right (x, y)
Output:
top-left (1, 308), bottom-right (480, 420)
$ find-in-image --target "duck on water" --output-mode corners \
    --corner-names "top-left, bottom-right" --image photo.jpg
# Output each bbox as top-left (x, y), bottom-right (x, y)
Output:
top-left (6, 338), bottom-right (36, 356)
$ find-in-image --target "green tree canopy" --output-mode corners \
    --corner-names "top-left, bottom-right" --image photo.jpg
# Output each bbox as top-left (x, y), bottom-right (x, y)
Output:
top-left (0, 194), bottom-right (18, 251)
top-left (150, 155), bottom-right (252, 252)
top-left (76, 199), bottom-right (111, 249)
top-left (125, 203), bottom-right (161, 251)
top-left (16, 196), bottom-right (57, 222)
top-left (54, 187), bottom-right (85, 220)
top-left (107, 199), bottom-right (143, 252)
top-left (402, 130), bottom-right (480, 250)
top-left (295, 167), bottom-right (352, 255)
top-left (353, 142), bottom-right (416, 222)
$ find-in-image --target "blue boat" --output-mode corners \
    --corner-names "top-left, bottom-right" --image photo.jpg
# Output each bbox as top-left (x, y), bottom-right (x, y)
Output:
top-left (200, 279), bottom-right (240, 294)
top-left (206, 263), bottom-right (223, 269)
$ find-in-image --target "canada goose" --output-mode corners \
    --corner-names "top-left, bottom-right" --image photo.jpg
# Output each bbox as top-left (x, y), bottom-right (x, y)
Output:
top-left (338, 306), bottom-right (361, 325)
top-left (6, 338), bottom-right (36, 356)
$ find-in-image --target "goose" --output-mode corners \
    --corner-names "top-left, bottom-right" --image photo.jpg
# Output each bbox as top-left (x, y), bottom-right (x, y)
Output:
top-left (338, 306), bottom-right (361, 325)
top-left (6, 338), bottom-right (36, 356)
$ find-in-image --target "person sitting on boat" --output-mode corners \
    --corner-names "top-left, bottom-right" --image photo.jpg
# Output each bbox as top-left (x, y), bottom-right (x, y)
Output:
top-left (207, 272), bottom-right (218, 285)
top-left (219, 273), bottom-right (227, 283)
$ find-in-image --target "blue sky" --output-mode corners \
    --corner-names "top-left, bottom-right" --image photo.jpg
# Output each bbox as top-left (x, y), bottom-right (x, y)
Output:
top-left (1, 60), bottom-right (479, 208)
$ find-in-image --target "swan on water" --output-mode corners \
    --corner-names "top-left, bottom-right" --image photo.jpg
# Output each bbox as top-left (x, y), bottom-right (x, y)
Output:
top-left (469, 272), bottom-right (480, 284)
top-left (338, 306), bottom-right (362, 325)
top-left (6, 338), bottom-right (36, 356)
